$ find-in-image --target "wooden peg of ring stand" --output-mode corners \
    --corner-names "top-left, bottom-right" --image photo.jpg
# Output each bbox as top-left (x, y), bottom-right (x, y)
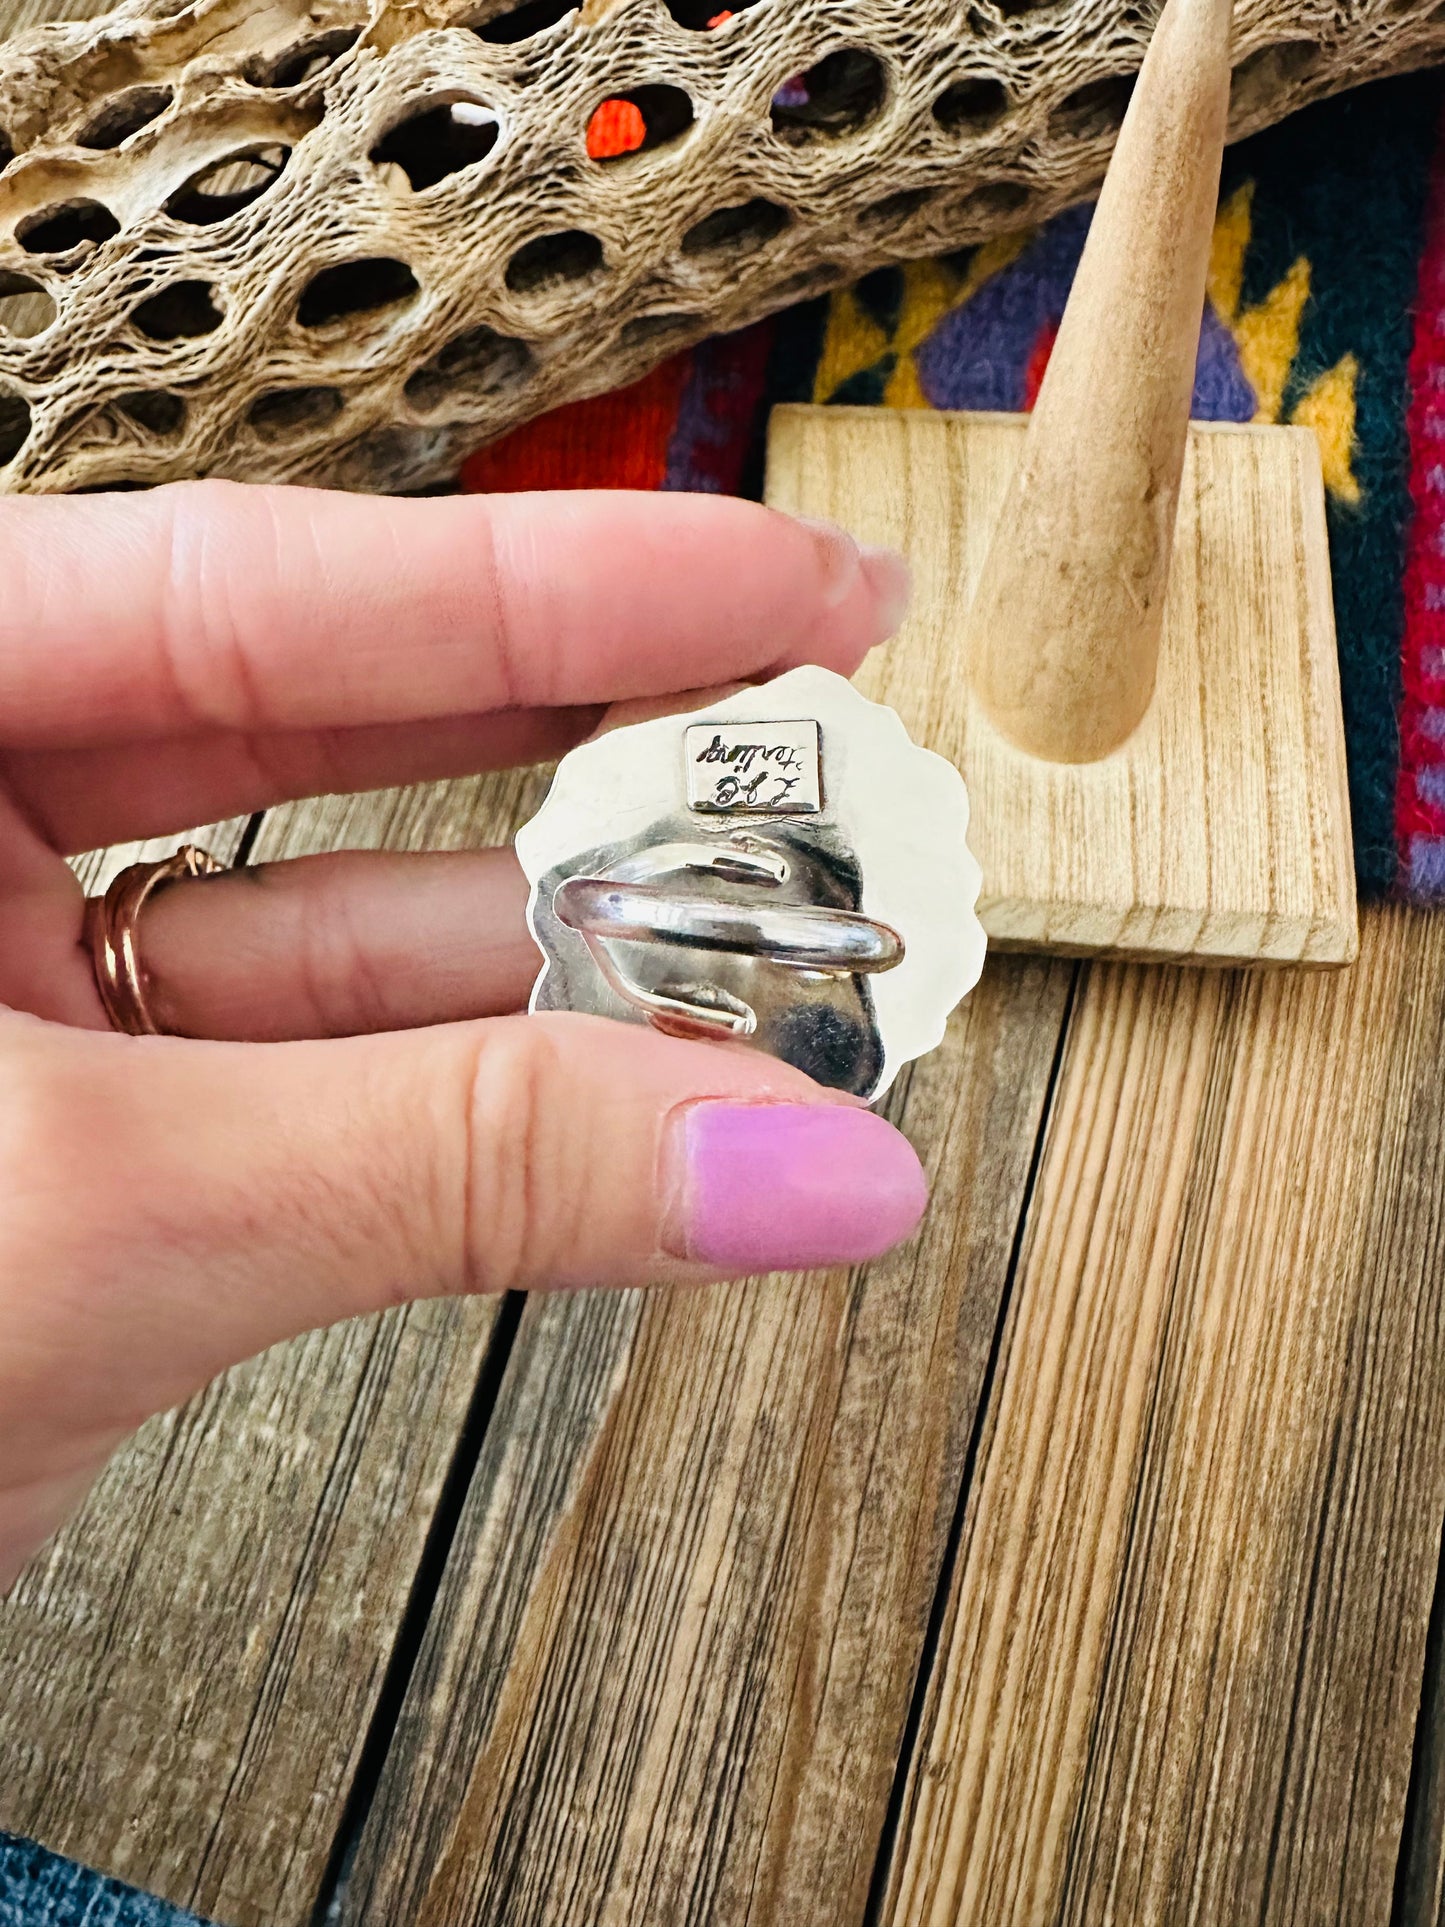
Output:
top-left (765, 0), bottom-right (1358, 966)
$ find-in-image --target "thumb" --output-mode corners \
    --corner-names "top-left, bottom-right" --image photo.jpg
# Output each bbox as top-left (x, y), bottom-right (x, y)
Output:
top-left (4, 1012), bottom-right (928, 1442)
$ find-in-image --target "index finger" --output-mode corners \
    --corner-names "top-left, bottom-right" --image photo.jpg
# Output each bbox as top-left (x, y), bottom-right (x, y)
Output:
top-left (0, 483), bottom-right (909, 750)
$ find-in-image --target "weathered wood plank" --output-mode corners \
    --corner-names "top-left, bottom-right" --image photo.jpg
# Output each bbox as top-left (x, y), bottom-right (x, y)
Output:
top-left (330, 951), bottom-right (1072, 1926)
top-left (1394, 1546), bottom-right (1445, 1926)
top-left (883, 906), bottom-right (1445, 1927)
top-left (0, 766), bottom-right (550, 1927)
top-left (68, 820), bottom-right (251, 895)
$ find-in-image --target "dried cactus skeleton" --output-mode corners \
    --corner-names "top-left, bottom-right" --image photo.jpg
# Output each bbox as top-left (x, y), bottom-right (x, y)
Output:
top-left (0, 0), bottom-right (1440, 495)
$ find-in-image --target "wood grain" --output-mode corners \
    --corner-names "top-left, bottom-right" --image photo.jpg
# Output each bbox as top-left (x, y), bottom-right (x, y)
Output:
top-left (882, 906), bottom-right (1445, 1927)
top-left (964, 0), bottom-right (1230, 763)
top-left (0, 766), bottom-right (549, 1927)
top-left (326, 955), bottom-right (1073, 1927)
top-left (68, 820), bottom-right (251, 896)
top-left (767, 407), bottom-right (1358, 966)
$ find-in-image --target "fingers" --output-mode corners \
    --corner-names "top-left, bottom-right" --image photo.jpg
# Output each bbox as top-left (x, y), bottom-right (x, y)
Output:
top-left (3, 707), bottom-right (599, 854)
top-left (134, 848), bottom-right (539, 1040)
top-left (2, 1012), bottom-right (929, 1451)
top-left (0, 484), bottom-right (910, 750)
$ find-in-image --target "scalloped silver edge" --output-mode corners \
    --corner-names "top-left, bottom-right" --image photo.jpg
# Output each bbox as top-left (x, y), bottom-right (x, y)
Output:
top-left (515, 665), bottom-right (986, 1101)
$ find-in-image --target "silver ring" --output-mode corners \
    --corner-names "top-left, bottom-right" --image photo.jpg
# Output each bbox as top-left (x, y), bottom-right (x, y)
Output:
top-left (552, 877), bottom-right (904, 973)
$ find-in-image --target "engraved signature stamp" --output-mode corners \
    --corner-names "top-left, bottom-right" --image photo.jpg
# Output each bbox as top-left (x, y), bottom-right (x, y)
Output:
top-left (684, 720), bottom-right (822, 815)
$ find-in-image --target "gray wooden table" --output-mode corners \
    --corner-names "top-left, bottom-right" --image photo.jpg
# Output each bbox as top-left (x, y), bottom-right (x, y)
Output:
top-left (8, 804), bottom-right (1445, 1927)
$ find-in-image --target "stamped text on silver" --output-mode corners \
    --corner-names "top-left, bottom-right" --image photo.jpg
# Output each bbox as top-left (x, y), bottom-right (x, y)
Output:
top-left (685, 719), bottom-right (822, 815)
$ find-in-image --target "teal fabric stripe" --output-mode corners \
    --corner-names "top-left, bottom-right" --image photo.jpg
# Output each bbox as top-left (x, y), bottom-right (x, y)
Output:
top-left (1223, 73), bottom-right (1442, 894)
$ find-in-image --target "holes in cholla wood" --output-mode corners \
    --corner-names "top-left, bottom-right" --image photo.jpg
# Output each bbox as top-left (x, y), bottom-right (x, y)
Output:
top-left (114, 389), bottom-right (186, 435)
top-left (586, 86), bottom-right (694, 162)
top-left (956, 178), bottom-right (1030, 219)
top-left (77, 85), bottom-right (174, 149)
top-left (247, 385), bottom-right (345, 438)
top-left (682, 196), bottom-right (791, 255)
top-left (775, 261), bottom-right (847, 300)
top-left (770, 50), bottom-right (886, 144)
top-left (130, 280), bottom-right (224, 340)
top-left (665, 0), bottom-right (766, 26)
top-left (405, 324), bottom-right (532, 412)
top-left (1049, 72), bottom-right (1136, 138)
top-left (472, 0), bottom-right (577, 44)
top-left (0, 271), bottom-right (56, 338)
top-left (247, 27), bottom-right (360, 88)
top-left (1230, 40), bottom-right (1321, 116)
top-left (859, 186), bottom-right (935, 228)
top-left (0, 130), bottom-right (13, 173)
top-left (505, 229), bottom-right (604, 295)
top-left (934, 76), bottom-right (1009, 135)
top-left (620, 311), bottom-right (695, 347)
top-left (297, 257), bottom-right (420, 326)
top-left (17, 199), bottom-right (120, 256)
top-left (166, 145), bottom-right (290, 224)
top-left (0, 389), bottom-right (31, 466)
top-left (371, 102), bottom-right (499, 191)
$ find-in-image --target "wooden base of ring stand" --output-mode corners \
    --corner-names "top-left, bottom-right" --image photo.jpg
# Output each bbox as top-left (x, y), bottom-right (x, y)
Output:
top-left (765, 404), bottom-right (1359, 967)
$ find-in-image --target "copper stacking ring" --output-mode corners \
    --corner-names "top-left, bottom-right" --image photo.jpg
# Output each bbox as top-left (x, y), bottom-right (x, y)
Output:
top-left (85, 843), bottom-right (226, 1036)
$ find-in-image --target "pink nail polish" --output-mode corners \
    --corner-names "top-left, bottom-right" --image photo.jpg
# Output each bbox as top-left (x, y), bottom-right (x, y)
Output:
top-left (666, 1103), bottom-right (928, 1273)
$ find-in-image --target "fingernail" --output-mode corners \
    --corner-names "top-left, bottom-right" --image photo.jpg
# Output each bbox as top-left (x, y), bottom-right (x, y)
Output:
top-left (793, 515), bottom-right (862, 597)
top-left (793, 516), bottom-right (912, 639)
top-left (861, 544), bottom-right (913, 636)
top-left (664, 1103), bottom-right (929, 1273)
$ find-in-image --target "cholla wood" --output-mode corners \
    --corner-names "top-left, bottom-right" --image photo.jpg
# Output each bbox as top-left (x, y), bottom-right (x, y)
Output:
top-left (0, 0), bottom-right (1442, 495)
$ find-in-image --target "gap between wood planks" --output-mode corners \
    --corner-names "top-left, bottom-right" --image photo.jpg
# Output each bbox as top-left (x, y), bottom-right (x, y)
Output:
top-left (1394, 1508), bottom-right (1445, 1923)
top-left (310, 909), bottom-right (1445, 1927)
top-left (0, 768), bottom-right (557, 1924)
top-left (313, 971), bottom-right (1082, 1927)
top-left (14, 895), bottom-right (1445, 1924)
top-left (858, 966), bottom-right (1083, 1927)
top-left (309, 1292), bottom-right (527, 1927)
top-left (878, 915), bottom-right (1445, 1927)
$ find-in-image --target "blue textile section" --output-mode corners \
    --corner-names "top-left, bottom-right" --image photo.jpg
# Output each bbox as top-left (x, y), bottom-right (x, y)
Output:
top-left (1410, 833), bottom-right (1445, 897)
top-left (911, 202), bottom-right (1257, 423)
top-left (0, 1836), bottom-right (212, 1927)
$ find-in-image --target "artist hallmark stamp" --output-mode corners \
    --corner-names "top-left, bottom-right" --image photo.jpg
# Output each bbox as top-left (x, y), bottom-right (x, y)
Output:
top-left (684, 719), bottom-right (822, 815)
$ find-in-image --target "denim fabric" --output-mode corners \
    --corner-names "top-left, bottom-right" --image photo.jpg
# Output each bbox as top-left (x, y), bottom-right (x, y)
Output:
top-left (0, 1836), bottom-right (212, 1927)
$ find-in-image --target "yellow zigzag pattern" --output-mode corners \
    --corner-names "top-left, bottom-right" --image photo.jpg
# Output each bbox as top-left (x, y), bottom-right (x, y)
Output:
top-left (812, 184), bottom-right (1361, 503)
top-left (812, 235), bottom-right (1030, 409)
top-left (1205, 183), bottom-right (1359, 500)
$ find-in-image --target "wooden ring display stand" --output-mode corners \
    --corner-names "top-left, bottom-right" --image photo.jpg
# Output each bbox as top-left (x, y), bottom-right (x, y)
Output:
top-left (766, 0), bottom-right (1358, 969)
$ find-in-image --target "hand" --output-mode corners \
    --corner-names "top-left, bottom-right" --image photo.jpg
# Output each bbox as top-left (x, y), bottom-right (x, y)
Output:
top-left (0, 481), bottom-right (928, 1588)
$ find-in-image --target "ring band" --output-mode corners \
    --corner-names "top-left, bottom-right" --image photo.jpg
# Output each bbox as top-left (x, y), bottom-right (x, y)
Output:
top-left (86, 843), bottom-right (226, 1036)
top-left (553, 876), bottom-right (904, 972)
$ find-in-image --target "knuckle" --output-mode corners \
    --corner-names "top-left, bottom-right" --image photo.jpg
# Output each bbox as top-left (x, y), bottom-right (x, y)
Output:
top-left (457, 1018), bottom-right (577, 1293)
top-left (295, 861), bottom-right (395, 1037)
top-left (148, 480), bottom-right (273, 731)
top-left (473, 504), bottom-right (527, 711)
